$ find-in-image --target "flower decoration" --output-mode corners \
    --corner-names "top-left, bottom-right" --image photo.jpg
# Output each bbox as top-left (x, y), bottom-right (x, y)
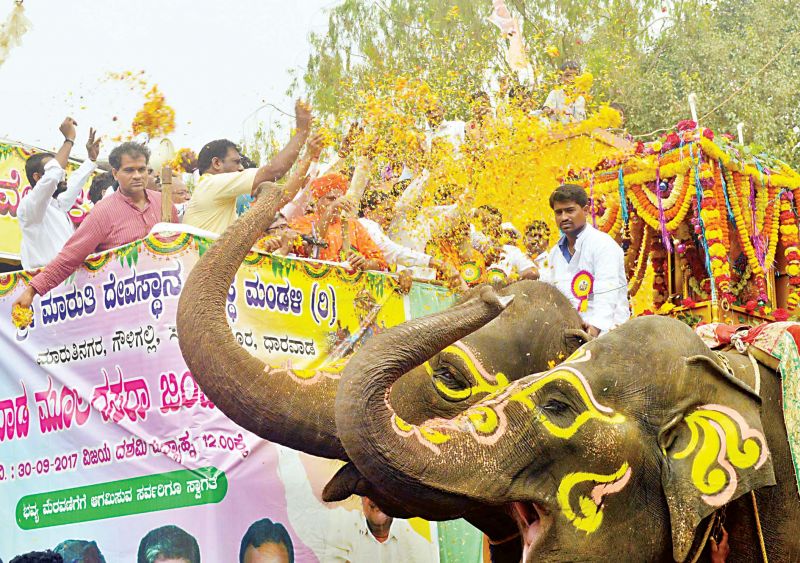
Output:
top-left (773, 307), bottom-right (790, 321)
top-left (11, 304), bottom-right (32, 329)
top-left (132, 85), bottom-right (176, 139)
top-left (779, 191), bottom-right (800, 309)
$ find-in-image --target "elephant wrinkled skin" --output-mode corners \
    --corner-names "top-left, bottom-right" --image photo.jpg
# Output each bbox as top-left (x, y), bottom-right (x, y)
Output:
top-left (336, 288), bottom-right (800, 562)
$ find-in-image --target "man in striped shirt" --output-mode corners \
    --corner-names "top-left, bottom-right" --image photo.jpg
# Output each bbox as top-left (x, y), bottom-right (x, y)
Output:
top-left (13, 142), bottom-right (177, 310)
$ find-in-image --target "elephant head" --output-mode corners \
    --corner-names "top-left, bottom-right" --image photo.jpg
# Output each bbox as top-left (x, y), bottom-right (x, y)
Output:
top-left (177, 183), bottom-right (588, 465)
top-left (336, 301), bottom-right (777, 562)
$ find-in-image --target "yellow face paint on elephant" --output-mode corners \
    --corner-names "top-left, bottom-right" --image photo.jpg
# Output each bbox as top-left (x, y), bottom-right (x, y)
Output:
top-left (424, 343), bottom-right (510, 400)
top-left (392, 366), bottom-right (625, 449)
top-left (670, 404), bottom-right (769, 506)
top-left (510, 367), bottom-right (625, 440)
top-left (557, 461), bottom-right (632, 534)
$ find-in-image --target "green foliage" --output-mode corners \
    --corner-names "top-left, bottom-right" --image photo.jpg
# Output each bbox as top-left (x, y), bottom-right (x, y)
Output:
top-left (300, 0), bottom-right (800, 164)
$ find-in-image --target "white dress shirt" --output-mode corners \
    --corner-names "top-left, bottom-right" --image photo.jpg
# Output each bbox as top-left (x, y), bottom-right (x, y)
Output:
top-left (425, 120), bottom-right (466, 153)
top-left (543, 89), bottom-right (587, 123)
top-left (359, 217), bottom-right (431, 268)
top-left (491, 244), bottom-right (536, 277)
top-left (17, 158), bottom-right (96, 270)
top-left (539, 224), bottom-right (629, 332)
top-left (277, 446), bottom-right (438, 563)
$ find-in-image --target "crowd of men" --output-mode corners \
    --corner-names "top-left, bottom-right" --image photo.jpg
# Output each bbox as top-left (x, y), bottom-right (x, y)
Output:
top-left (12, 73), bottom-right (631, 336)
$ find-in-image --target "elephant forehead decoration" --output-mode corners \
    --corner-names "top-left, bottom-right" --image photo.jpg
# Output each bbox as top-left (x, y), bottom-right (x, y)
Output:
top-left (557, 461), bottom-right (633, 534)
top-left (391, 365), bottom-right (625, 453)
top-left (669, 404), bottom-right (769, 506)
top-left (424, 341), bottom-right (510, 400)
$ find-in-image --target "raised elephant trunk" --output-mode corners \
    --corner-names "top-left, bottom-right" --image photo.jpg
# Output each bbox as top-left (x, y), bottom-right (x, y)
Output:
top-left (177, 187), bottom-right (347, 460)
top-left (336, 286), bottom-right (515, 516)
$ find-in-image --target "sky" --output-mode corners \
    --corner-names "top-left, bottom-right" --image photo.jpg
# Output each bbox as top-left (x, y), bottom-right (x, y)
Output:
top-left (0, 0), bottom-right (339, 158)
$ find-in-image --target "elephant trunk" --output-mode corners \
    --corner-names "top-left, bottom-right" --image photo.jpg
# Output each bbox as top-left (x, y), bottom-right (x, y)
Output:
top-left (177, 187), bottom-right (346, 460)
top-left (335, 286), bottom-right (515, 517)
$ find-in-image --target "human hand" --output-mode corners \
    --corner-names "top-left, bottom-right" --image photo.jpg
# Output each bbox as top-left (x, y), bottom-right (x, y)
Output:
top-left (295, 100), bottom-right (313, 132)
top-left (306, 131), bottom-right (324, 161)
top-left (59, 116), bottom-right (77, 141)
top-left (279, 228), bottom-right (301, 251)
top-left (86, 128), bottom-right (101, 161)
top-left (347, 251), bottom-right (367, 270)
top-left (259, 237), bottom-right (282, 253)
top-left (710, 527), bottom-right (729, 563)
top-left (338, 122), bottom-right (363, 158)
top-left (332, 196), bottom-right (356, 218)
top-left (12, 286), bottom-right (36, 321)
top-left (397, 269), bottom-right (413, 294)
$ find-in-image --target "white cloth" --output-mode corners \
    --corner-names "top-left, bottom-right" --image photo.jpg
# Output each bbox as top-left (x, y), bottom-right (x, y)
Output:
top-left (543, 89), bottom-right (586, 123)
top-left (359, 217), bottom-right (431, 268)
top-left (491, 244), bottom-right (536, 277)
top-left (539, 224), bottom-right (629, 332)
top-left (277, 446), bottom-right (437, 563)
top-left (388, 171), bottom-right (452, 279)
top-left (425, 120), bottom-right (466, 153)
top-left (388, 170), bottom-right (481, 279)
top-left (17, 158), bottom-right (96, 270)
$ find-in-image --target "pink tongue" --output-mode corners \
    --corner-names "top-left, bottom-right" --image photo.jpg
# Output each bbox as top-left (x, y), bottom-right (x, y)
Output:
top-left (524, 519), bottom-right (539, 545)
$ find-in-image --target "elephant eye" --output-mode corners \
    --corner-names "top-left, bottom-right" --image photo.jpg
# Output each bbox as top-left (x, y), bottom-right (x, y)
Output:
top-left (541, 399), bottom-right (570, 415)
top-left (433, 365), bottom-right (468, 391)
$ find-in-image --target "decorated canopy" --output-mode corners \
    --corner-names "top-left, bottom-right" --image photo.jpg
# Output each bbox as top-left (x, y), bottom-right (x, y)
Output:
top-left (569, 121), bottom-right (800, 321)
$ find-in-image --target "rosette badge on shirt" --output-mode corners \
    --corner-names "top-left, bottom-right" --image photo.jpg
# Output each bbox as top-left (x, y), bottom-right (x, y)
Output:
top-left (571, 270), bottom-right (594, 313)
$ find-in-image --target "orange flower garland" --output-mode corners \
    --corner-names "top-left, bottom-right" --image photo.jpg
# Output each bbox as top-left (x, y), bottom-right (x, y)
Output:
top-left (628, 224), bottom-right (652, 296)
top-left (779, 191), bottom-right (800, 309)
top-left (725, 168), bottom-right (763, 275)
top-left (699, 170), bottom-right (733, 299)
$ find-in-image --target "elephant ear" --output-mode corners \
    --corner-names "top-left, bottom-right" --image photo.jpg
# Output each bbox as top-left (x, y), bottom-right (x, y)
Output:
top-left (563, 328), bottom-right (593, 353)
top-left (658, 354), bottom-right (776, 561)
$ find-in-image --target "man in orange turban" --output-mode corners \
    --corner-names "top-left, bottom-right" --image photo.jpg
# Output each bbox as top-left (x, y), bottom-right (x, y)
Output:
top-left (290, 173), bottom-right (387, 271)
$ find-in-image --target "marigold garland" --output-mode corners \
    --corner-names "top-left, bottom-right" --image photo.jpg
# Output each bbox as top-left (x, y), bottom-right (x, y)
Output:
top-left (699, 172), bottom-right (733, 301)
top-left (779, 191), bottom-right (800, 309)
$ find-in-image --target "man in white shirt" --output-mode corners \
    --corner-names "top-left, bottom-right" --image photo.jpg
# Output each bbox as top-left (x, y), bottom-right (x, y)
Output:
top-left (473, 205), bottom-right (539, 281)
top-left (324, 496), bottom-right (435, 563)
top-left (539, 184), bottom-right (630, 335)
top-left (359, 189), bottom-right (461, 284)
top-left (387, 171), bottom-right (478, 280)
top-left (276, 446), bottom-right (437, 563)
top-left (18, 117), bottom-right (99, 270)
top-left (424, 100), bottom-right (466, 154)
top-left (543, 60), bottom-right (587, 123)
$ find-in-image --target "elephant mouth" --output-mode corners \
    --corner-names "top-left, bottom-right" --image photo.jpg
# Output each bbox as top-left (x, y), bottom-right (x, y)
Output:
top-left (511, 500), bottom-right (550, 560)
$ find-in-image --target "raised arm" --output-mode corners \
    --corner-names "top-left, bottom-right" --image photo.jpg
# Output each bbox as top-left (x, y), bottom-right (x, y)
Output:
top-left (251, 100), bottom-right (312, 189)
top-left (256, 131), bottom-right (323, 211)
top-left (18, 117), bottom-right (78, 224)
top-left (56, 128), bottom-right (100, 212)
top-left (393, 169), bottom-right (430, 214)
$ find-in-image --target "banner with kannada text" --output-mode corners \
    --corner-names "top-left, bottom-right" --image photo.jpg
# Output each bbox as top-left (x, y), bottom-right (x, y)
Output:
top-left (0, 228), bottom-right (465, 561)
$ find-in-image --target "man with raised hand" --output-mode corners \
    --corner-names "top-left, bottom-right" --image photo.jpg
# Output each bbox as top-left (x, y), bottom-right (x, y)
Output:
top-left (13, 142), bottom-right (177, 311)
top-left (18, 117), bottom-right (100, 270)
top-left (183, 100), bottom-right (312, 234)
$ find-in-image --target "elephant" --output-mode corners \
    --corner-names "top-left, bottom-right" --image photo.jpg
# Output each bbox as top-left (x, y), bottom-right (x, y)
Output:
top-left (175, 183), bottom-right (589, 557)
top-left (335, 286), bottom-right (800, 562)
